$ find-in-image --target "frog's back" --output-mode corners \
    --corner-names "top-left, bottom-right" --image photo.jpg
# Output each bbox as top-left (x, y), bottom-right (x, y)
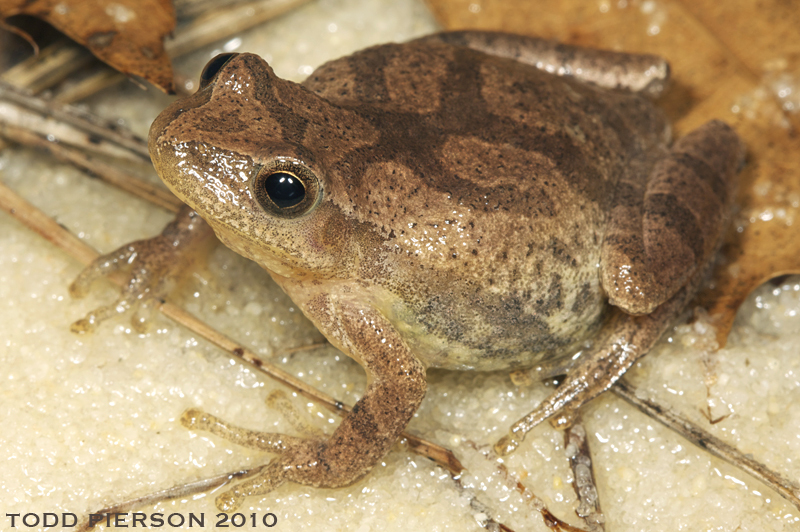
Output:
top-left (303, 41), bottom-right (669, 371)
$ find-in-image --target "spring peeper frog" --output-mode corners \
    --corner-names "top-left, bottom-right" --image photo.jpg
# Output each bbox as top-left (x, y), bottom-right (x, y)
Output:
top-left (138, 31), bottom-right (746, 510)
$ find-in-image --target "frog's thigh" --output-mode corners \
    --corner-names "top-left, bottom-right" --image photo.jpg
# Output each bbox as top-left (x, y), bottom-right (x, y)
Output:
top-left (416, 31), bottom-right (669, 95)
top-left (601, 120), bottom-right (744, 315)
top-left (198, 302), bottom-right (426, 510)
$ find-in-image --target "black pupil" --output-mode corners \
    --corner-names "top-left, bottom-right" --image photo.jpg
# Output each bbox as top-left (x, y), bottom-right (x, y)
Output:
top-left (264, 172), bottom-right (305, 208)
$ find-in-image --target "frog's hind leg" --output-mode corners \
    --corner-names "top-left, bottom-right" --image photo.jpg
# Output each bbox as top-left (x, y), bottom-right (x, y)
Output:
top-left (181, 302), bottom-right (427, 511)
top-left (181, 390), bottom-right (348, 508)
top-left (495, 120), bottom-right (745, 455)
top-left (413, 31), bottom-right (670, 96)
top-left (601, 120), bottom-right (745, 316)
top-left (495, 297), bottom-right (682, 456)
top-left (180, 408), bottom-right (305, 509)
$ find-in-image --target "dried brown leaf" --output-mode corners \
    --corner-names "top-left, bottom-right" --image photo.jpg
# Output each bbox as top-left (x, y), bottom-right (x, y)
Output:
top-left (426, 0), bottom-right (800, 345)
top-left (0, 0), bottom-right (176, 92)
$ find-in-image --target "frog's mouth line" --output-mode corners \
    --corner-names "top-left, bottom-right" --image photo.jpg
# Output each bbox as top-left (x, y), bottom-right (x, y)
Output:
top-left (195, 195), bottom-right (354, 283)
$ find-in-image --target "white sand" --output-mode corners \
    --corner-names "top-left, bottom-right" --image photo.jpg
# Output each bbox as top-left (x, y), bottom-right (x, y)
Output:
top-left (1, 0), bottom-right (799, 530)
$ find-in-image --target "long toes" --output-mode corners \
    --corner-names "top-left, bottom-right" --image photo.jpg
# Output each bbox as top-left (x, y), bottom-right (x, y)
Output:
top-left (70, 302), bottom-right (128, 334)
top-left (180, 408), bottom-right (211, 430)
top-left (69, 247), bottom-right (135, 298)
top-left (216, 490), bottom-right (246, 513)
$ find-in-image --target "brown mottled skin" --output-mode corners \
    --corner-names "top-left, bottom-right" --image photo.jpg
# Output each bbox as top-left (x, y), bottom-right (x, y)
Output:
top-left (143, 32), bottom-right (744, 509)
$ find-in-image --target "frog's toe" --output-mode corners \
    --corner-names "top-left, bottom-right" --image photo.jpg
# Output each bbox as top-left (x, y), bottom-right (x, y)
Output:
top-left (216, 490), bottom-right (245, 513)
top-left (130, 298), bottom-right (158, 333)
top-left (265, 390), bottom-right (326, 438)
top-left (70, 289), bottom-right (157, 334)
top-left (70, 301), bottom-right (130, 334)
top-left (70, 271), bottom-right (158, 334)
top-left (180, 407), bottom-right (335, 511)
top-left (216, 461), bottom-right (287, 512)
top-left (216, 488), bottom-right (247, 513)
top-left (68, 233), bottom-right (187, 332)
top-left (493, 434), bottom-right (521, 456)
top-left (180, 408), bottom-right (308, 454)
top-left (69, 245), bottom-right (136, 299)
top-left (496, 379), bottom-right (583, 454)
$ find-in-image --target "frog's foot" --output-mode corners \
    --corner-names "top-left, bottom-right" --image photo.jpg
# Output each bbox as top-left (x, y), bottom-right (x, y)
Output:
top-left (69, 235), bottom-right (184, 333)
top-left (180, 407), bottom-right (322, 511)
top-left (69, 207), bottom-right (213, 333)
top-left (181, 303), bottom-right (427, 512)
top-left (495, 338), bottom-right (628, 456)
top-left (495, 298), bottom-right (687, 456)
top-left (180, 404), bottom-right (396, 512)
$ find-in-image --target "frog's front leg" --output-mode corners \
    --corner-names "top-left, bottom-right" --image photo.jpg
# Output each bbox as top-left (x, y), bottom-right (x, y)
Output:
top-left (183, 299), bottom-right (427, 511)
top-left (69, 205), bottom-right (214, 332)
top-left (415, 31), bottom-right (669, 96)
top-left (497, 120), bottom-right (745, 454)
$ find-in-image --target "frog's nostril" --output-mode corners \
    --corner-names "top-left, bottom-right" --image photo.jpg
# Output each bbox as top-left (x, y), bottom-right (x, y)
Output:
top-left (199, 53), bottom-right (240, 90)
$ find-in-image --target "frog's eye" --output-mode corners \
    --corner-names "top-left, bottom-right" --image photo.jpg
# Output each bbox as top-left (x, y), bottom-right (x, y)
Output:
top-left (253, 160), bottom-right (321, 218)
top-left (199, 53), bottom-right (239, 89)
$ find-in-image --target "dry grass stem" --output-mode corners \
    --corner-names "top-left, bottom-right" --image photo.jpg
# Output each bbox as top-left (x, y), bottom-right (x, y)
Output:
top-left (462, 440), bottom-right (587, 532)
top-left (174, 0), bottom-right (258, 19)
top-left (0, 81), bottom-right (150, 160)
top-left (2, 125), bottom-right (181, 212)
top-left (613, 379), bottom-right (800, 511)
top-left (54, 68), bottom-right (134, 104)
top-left (0, 40), bottom-right (92, 92)
top-left (72, 467), bottom-right (265, 532)
top-left (0, 179), bottom-right (98, 265)
top-left (166, 0), bottom-right (313, 58)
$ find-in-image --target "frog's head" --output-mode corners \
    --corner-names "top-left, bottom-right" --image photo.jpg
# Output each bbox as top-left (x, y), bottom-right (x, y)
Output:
top-left (149, 53), bottom-right (380, 281)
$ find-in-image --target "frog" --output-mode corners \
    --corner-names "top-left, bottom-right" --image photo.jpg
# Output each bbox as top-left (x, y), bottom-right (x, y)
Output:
top-left (77, 31), bottom-right (745, 511)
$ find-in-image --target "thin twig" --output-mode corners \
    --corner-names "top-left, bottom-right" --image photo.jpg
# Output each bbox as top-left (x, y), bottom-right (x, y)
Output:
top-left (0, 40), bottom-right (92, 92)
top-left (3, 125), bottom-right (180, 212)
top-left (493, 462), bottom-right (586, 532)
top-left (72, 467), bottom-right (265, 532)
top-left (174, 0), bottom-right (257, 19)
top-left (613, 379), bottom-right (800, 510)
top-left (0, 82), bottom-right (181, 211)
top-left (54, 68), bottom-right (131, 104)
top-left (0, 179), bottom-right (98, 265)
top-left (167, 0), bottom-right (313, 57)
top-left (464, 440), bottom-right (588, 532)
top-left (0, 81), bottom-right (150, 160)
